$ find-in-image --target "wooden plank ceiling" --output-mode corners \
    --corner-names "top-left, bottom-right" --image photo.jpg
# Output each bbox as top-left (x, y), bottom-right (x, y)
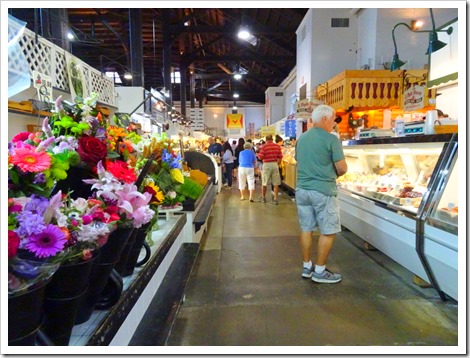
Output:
top-left (11, 8), bottom-right (308, 105)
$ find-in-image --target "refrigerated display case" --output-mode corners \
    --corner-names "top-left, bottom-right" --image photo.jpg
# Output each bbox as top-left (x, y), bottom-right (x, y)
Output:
top-left (338, 133), bottom-right (458, 301)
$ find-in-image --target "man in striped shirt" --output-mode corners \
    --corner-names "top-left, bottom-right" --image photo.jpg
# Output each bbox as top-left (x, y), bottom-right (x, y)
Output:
top-left (257, 134), bottom-right (283, 204)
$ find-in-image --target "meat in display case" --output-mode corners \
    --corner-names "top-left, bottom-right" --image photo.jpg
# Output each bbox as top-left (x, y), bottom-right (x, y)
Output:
top-left (338, 133), bottom-right (458, 301)
top-left (337, 141), bottom-right (442, 215)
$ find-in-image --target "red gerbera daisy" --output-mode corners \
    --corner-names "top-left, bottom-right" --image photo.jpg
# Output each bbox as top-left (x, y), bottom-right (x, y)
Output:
top-left (107, 160), bottom-right (137, 183)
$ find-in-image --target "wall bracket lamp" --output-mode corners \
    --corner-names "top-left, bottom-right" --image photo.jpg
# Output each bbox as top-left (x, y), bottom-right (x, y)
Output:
top-left (391, 9), bottom-right (453, 71)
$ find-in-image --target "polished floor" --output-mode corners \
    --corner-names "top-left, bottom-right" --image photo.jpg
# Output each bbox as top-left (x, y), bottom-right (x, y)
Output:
top-left (166, 183), bottom-right (459, 351)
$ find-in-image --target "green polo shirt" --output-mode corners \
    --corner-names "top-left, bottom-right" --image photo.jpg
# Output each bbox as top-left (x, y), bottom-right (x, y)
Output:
top-left (295, 127), bottom-right (345, 196)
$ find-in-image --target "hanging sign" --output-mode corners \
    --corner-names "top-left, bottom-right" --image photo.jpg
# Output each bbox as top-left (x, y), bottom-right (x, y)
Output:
top-left (260, 126), bottom-right (276, 136)
top-left (65, 52), bottom-right (88, 100)
top-left (226, 113), bottom-right (243, 129)
top-left (403, 84), bottom-right (425, 111)
top-left (295, 98), bottom-right (323, 119)
top-left (32, 71), bottom-right (53, 103)
top-left (285, 119), bottom-right (296, 138)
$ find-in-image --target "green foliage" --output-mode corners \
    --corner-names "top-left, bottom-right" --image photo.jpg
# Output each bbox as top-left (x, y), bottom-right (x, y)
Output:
top-left (177, 177), bottom-right (203, 200)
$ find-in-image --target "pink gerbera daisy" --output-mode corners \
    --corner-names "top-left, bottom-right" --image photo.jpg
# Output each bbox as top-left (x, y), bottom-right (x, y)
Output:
top-left (25, 224), bottom-right (67, 258)
top-left (11, 147), bottom-right (51, 172)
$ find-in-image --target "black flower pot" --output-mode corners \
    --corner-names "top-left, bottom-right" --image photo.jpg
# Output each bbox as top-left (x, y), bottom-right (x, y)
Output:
top-left (8, 281), bottom-right (47, 345)
top-left (113, 229), bottom-right (138, 276)
top-left (74, 226), bottom-right (133, 324)
top-left (42, 291), bottom-right (86, 345)
top-left (122, 223), bottom-right (152, 276)
top-left (41, 253), bottom-right (98, 345)
top-left (8, 326), bottom-right (41, 346)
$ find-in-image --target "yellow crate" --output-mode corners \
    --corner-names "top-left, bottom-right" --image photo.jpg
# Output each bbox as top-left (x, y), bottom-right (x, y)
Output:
top-left (434, 124), bottom-right (458, 134)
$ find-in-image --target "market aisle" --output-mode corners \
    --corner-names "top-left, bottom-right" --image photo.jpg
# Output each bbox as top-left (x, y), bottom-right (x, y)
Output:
top-left (166, 184), bottom-right (458, 347)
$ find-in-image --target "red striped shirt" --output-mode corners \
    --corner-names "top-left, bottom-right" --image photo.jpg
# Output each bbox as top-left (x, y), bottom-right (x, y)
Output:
top-left (258, 141), bottom-right (283, 163)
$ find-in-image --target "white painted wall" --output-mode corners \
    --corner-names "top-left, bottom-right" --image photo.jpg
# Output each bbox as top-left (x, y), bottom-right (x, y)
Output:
top-left (283, 80), bottom-right (297, 117)
top-left (245, 107), bottom-right (265, 133)
top-left (201, 106), bottom-right (264, 138)
top-left (296, 10), bottom-right (313, 97)
top-left (297, 8), bottom-right (358, 97)
top-left (436, 84), bottom-right (458, 119)
top-left (115, 87), bottom-right (146, 113)
top-left (357, 9), bottom-right (378, 69)
top-left (311, 8), bottom-right (357, 87)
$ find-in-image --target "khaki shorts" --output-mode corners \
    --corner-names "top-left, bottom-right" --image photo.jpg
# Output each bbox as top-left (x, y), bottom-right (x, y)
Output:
top-left (295, 188), bottom-right (341, 235)
top-left (262, 162), bottom-right (281, 186)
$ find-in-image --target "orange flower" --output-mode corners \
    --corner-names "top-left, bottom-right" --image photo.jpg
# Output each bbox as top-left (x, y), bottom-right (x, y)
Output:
top-left (58, 226), bottom-right (71, 241)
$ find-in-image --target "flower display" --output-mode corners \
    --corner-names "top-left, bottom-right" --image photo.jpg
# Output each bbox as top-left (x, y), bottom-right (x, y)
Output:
top-left (6, 92), bottom-right (206, 302)
top-left (8, 129), bottom-right (79, 198)
top-left (8, 191), bottom-right (117, 295)
top-left (83, 160), bottom-right (155, 228)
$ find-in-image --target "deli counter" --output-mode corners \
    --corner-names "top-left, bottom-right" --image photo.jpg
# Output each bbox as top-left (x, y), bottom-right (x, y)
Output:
top-left (283, 133), bottom-right (458, 301)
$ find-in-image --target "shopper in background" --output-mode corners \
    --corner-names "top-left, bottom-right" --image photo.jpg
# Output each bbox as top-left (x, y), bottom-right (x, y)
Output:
top-left (295, 104), bottom-right (347, 284)
top-left (257, 134), bottom-right (283, 205)
top-left (274, 135), bottom-right (285, 188)
top-left (222, 141), bottom-right (235, 189)
top-left (254, 142), bottom-right (263, 182)
top-left (208, 136), bottom-right (223, 156)
top-left (231, 139), bottom-right (238, 153)
top-left (233, 137), bottom-right (245, 182)
top-left (237, 142), bottom-right (257, 202)
top-left (331, 116), bottom-right (342, 139)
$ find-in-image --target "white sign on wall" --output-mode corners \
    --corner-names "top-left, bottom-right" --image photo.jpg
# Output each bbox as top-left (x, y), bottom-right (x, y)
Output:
top-left (189, 108), bottom-right (204, 131)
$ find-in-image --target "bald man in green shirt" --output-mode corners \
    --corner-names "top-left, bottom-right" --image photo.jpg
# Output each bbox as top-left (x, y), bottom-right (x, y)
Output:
top-left (295, 105), bottom-right (348, 284)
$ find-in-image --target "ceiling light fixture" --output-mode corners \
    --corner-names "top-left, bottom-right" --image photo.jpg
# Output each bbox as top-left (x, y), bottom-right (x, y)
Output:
top-left (233, 93), bottom-right (239, 98)
top-left (237, 27), bottom-right (251, 40)
top-left (390, 8), bottom-right (453, 71)
top-left (66, 30), bottom-right (75, 40)
top-left (237, 26), bottom-right (259, 46)
top-left (410, 20), bottom-right (423, 30)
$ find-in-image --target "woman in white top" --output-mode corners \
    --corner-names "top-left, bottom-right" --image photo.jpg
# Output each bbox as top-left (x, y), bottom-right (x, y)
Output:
top-left (222, 141), bottom-right (235, 188)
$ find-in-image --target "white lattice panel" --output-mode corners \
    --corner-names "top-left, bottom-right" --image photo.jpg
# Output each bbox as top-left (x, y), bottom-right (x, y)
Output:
top-left (15, 26), bottom-right (116, 107)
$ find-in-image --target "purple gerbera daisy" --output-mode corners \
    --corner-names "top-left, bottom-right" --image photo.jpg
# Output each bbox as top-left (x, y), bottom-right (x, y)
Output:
top-left (25, 224), bottom-right (67, 258)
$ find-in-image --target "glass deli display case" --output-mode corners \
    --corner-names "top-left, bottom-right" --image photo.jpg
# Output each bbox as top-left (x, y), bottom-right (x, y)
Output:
top-left (338, 133), bottom-right (458, 301)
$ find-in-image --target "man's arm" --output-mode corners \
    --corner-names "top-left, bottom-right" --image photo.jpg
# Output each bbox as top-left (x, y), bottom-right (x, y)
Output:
top-left (334, 159), bottom-right (348, 177)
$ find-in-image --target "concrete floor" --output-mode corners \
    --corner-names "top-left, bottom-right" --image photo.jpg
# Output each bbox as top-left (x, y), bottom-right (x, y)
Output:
top-left (167, 184), bottom-right (459, 351)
